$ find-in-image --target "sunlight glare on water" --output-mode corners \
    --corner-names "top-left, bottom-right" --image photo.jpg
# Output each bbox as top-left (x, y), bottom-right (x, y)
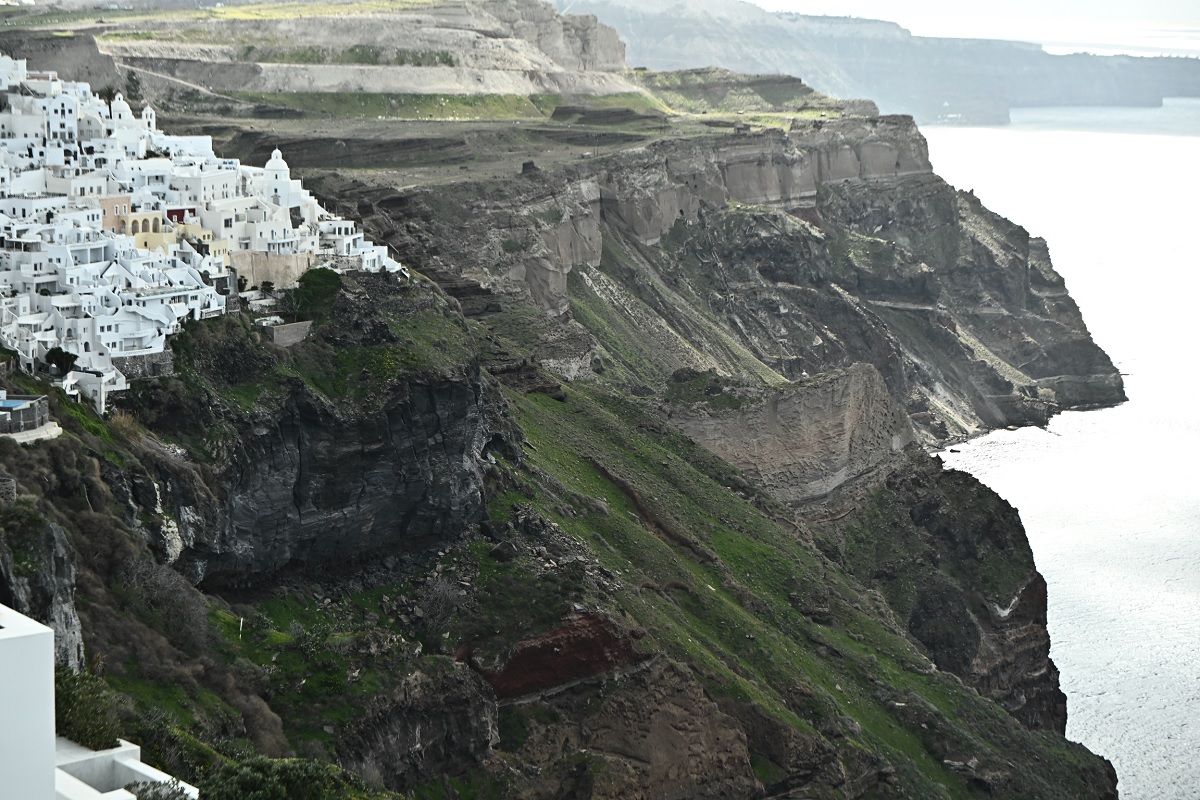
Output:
top-left (925, 101), bottom-right (1200, 800)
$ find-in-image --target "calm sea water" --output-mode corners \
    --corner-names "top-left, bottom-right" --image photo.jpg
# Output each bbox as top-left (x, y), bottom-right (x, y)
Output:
top-left (924, 99), bottom-right (1200, 800)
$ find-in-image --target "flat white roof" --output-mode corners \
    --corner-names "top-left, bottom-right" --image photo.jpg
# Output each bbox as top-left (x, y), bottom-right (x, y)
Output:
top-left (0, 603), bottom-right (53, 640)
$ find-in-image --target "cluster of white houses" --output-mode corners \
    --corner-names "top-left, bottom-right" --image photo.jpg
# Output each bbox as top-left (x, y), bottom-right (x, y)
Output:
top-left (0, 52), bottom-right (405, 411)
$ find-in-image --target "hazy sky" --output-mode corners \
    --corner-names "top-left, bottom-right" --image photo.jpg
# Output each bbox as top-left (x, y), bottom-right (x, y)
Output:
top-left (745, 0), bottom-right (1200, 56)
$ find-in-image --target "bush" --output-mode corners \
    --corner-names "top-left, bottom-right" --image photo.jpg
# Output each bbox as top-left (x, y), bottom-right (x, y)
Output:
top-left (125, 779), bottom-right (192, 800)
top-left (56, 667), bottom-right (121, 751)
top-left (116, 558), bottom-right (213, 652)
top-left (200, 756), bottom-right (371, 800)
top-left (45, 346), bottom-right (78, 375)
top-left (279, 268), bottom-right (342, 322)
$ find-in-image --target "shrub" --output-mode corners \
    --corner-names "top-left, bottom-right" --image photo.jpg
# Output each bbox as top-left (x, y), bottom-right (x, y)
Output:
top-left (199, 756), bottom-right (368, 800)
top-left (45, 346), bottom-right (78, 375)
top-left (116, 558), bottom-right (213, 652)
top-left (124, 779), bottom-right (192, 800)
top-left (56, 666), bottom-right (121, 751)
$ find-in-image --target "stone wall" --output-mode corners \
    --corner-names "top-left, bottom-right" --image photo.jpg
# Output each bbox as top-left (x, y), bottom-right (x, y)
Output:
top-left (112, 351), bottom-right (174, 380)
top-left (266, 320), bottom-right (313, 348)
top-left (231, 251), bottom-right (316, 291)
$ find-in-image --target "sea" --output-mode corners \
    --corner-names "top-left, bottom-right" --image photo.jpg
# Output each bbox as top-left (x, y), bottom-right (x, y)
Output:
top-left (924, 98), bottom-right (1200, 800)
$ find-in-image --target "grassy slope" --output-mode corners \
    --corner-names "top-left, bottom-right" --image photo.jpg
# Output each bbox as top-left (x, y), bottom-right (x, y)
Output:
top-left (490, 383), bottom-right (1109, 798)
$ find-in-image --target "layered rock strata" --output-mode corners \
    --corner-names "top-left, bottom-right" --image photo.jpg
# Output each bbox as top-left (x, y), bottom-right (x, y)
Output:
top-left (322, 114), bottom-right (1122, 443)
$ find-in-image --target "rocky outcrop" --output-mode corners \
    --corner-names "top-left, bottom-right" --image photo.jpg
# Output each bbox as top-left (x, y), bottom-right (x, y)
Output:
top-left (206, 378), bottom-right (488, 579)
top-left (0, 510), bottom-right (85, 671)
top-left (821, 453), bottom-right (1070, 734)
top-left (112, 277), bottom-right (501, 583)
top-left (524, 179), bottom-right (603, 315)
top-left (477, 0), bottom-right (626, 72)
top-left (506, 658), bottom-right (763, 799)
top-left (598, 118), bottom-right (931, 247)
top-left (327, 114), bottom-right (1119, 443)
top-left (672, 363), bottom-right (912, 503)
top-left (475, 611), bottom-right (648, 698)
top-left (338, 662), bottom-right (499, 791)
top-left (45, 0), bottom-right (631, 102)
top-left (115, 371), bottom-right (493, 583)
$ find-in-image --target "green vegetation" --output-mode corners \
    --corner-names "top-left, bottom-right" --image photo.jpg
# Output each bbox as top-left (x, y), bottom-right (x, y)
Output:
top-left (0, 502), bottom-right (45, 578)
top-left (56, 667), bottom-right (122, 751)
top-left (229, 92), bottom-right (546, 120)
top-left (629, 67), bottom-right (843, 117)
top-left (0, 33), bottom-right (1115, 793)
top-left (200, 756), bottom-right (389, 800)
top-left (393, 49), bottom-right (456, 67)
top-left (0, 0), bottom-right (440, 28)
top-left (278, 267), bottom-right (342, 322)
top-left (501, 384), bottom-right (965, 790)
top-left (664, 367), bottom-right (750, 410)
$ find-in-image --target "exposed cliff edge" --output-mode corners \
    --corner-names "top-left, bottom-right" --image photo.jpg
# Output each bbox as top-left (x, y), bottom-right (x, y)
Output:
top-left (308, 113), bottom-right (1123, 444)
top-left (0, 504), bottom-right (85, 670)
top-left (0, 0), bottom-right (632, 101)
top-left (670, 363), bottom-right (913, 504)
top-left (116, 273), bottom-right (507, 582)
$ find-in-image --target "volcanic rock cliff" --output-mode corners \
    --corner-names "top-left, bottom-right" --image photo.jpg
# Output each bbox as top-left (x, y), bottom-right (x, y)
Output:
top-left (0, 7), bottom-right (1124, 799)
top-left (306, 112), bottom-right (1123, 445)
top-left (113, 275), bottom-right (508, 582)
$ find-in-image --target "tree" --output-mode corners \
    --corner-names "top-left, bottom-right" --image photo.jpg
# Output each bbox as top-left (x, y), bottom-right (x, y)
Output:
top-left (44, 346), bottom-right (78, 375)
top-left (278, 268), bottom-right (342, 322)
top-left (124, 780), bottom-right (192, 800)
top-left (125, 70), bottom-right (143, 102)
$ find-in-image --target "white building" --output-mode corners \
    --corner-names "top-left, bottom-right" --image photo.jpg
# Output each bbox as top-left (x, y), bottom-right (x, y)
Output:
top-left (0, 603), bottom-right (56, 800)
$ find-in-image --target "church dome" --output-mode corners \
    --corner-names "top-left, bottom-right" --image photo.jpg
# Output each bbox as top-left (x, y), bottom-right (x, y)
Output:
top-left (111, 92), bottom-right (131, 118)
top-left (265, 148), bottom-right (289, 171)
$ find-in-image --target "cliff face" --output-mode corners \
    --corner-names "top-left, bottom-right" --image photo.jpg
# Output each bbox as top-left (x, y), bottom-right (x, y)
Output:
top-left (671, 363), bottom-right (913, 504)
top-left (552, 0), bottom-right (1200, 123)
top-left (0, 0), bottom-right (630, 103)
top-left (319, 113), bottom-right (1122, 444)
top-left (821, 454), bottom-right (1072, 733)
top-left (113, 275), bottom-right (504, 583)
top-left (338, 663), bottom-right (499, 791)
top-left (198, 376), bottom-right (488, 580)
top-left (476, 0), bottom-right (626, 72)
top-left (0, 511), bottom-right (85, 670)
top-left (0, 10), bottom-right (1123, 796)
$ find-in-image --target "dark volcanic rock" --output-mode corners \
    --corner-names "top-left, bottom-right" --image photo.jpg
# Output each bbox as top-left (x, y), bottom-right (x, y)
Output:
top-left (319, 115), bottom-right (1123, 445)
top-left (0, 512), bottom-right (84, 670)
top-left (338, 662), bottom-right (498, 792)
top-left (196, 375), bottom-right (491, 580)
top-left (824, 452), bottom-right (1071, 734)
